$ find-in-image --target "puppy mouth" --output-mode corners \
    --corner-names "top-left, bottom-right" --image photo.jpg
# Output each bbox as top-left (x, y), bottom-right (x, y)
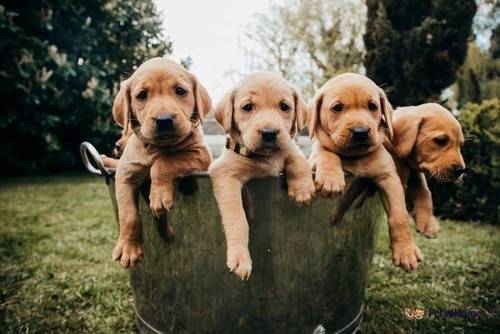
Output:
top-left (155, 128), bottom-right (178, 139)
top-left (348, 140), bottom-right (373, 148)
top-left (333, 134), bottom-right (374, 153)
top-left (421, 167), bottom-right (457, 182)
top-left (134, 124), bottom-right (189, 146)
top-left (255, 141), bottom-right (280, 154)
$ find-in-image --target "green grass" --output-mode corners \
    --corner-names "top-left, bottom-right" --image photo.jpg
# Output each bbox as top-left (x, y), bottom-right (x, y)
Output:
top-left (365, 219), bottom-right (500, 333)
top-left (0, 175), bottom-right (133, 333)
top-left (0, 175), bottom-right (498, 333)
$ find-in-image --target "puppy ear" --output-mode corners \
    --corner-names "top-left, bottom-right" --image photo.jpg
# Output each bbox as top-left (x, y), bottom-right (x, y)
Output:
top-left (291, 87), bottom-right (308, 136)
top-left (192, 76), bottom-right (212, 123)
top-left (379, 89), bottom-right (394, 140)
top-left (214, 90), bottom-right (234, 133)
top-left (307, 92), bottom-right (323, 138)
top-left (112, 79), bottom-right (131, 128)
top-left (392, 112), bottom-right (422, 158)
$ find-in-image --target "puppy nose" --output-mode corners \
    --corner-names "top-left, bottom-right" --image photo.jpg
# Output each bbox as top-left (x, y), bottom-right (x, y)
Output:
top-left (156, 114), bottom-right (175, 132)
top-left (351, 127), bottom-right (370, 141)
top-left (453, 165), bottom-right (466, 178)
top-left (261, 128), bottom-right (279, 142)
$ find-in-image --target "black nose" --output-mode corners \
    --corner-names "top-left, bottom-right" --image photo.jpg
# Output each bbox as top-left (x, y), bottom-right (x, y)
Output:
top-left (156, 114), bottom-right (175, 132)
top-left (261, 128), bottom-right (278, 142)
top-left (453, 166), bottom-right (466, 178)
top-left (351, 127), bottom-right (370, 141)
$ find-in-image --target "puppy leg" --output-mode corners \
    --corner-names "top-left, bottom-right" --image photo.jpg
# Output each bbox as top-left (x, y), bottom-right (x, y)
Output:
top-left (376, 174), bottom-right (423, 271)
top-left (285, 146), bottom-right (315, 205)
top-left (309, 142), bottom-right (346, 197)
top-left (100, 154), bottom-right (119, 169)
top-left (409, 172), bottom-right (439, 238)
top-left (149, 159), bottom-right (175, 218)
top-left (211, 172), bottom-right (252, 280)
top-left (113, 168), bottom-right (146, 268)
top-left (149, 147), bottom-right (211, 217)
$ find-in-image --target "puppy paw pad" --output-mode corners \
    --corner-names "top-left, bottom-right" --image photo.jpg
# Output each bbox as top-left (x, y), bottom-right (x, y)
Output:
top-left (112, 240), bottom-right (144, 268)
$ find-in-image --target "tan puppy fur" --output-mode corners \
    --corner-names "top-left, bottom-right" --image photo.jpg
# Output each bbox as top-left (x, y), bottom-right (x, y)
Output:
top-left (112, 58), bottom-right (212, 268)
top-left (209, 73), bottom-right (315, 280)
top-left (100, 127), bottom-right (133, 169)
top-left (390, 103), bottom-right (465, 238)
top-left (308, 73), bottom-right (422, 271)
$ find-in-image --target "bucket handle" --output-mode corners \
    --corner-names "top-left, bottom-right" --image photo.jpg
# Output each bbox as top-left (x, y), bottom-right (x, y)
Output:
top-left (79, 141), bottom-right (112, 177)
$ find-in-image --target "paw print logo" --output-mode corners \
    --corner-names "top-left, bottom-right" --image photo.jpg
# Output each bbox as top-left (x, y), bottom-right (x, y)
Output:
top-left (405, 307), bottom-right (425, 320)
top-left (405, 307), bottom-right (416, 320)
top-left (415, 307), bottom-right (425, 319)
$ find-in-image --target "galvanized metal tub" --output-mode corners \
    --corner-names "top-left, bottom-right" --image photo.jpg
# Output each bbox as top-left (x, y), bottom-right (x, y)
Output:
top-left (80, 142), bottom-right (383, 334)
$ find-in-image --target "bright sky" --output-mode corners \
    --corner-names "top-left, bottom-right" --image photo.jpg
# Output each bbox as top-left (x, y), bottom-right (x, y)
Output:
top-left (155, 0), bottom-right (271, 102)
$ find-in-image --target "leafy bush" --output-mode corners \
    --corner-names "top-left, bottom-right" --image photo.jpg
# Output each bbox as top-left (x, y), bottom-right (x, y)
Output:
top-left (0, 1), bottom-right (171, 175)
top-left (432, 99), bottom-right (500, 223)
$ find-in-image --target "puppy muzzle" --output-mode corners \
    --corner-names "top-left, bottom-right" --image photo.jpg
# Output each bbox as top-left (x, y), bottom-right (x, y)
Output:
top-left (155, 114), bottom-right (177, 137)
top-left (350, 127), bottom-right (371, 143)
top-left (261, 128), bottom-right (279, 142)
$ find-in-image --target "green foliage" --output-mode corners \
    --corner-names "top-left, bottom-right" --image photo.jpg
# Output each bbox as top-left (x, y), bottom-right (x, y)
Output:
top-left (432, 99), bottom-right (500, 223)
top-left (364, 0), bottom-right (477, 106)
top-left (0, 1), bottom-right (172, 174)
top-left (455, 39), bottom-right (500, 106)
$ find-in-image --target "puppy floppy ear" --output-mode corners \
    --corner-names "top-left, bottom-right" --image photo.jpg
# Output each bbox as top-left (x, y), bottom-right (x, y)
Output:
top-left (191, 75), bottom-right (212, 123)
top-left (112, 79), bottom-right (131, 128)
top-left (307, 92), bottom-right (323, 138)
top-left (392, 112), bottom-right (422, 158)
top-left (214, 90), bottom-right (234, 133)
top-left (291, 87), bottom-right (308, 136)
top-left (379, 89), bottom-right (394, 140)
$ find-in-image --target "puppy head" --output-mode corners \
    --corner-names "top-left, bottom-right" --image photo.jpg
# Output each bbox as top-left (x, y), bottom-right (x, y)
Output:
top-left (392, 103), bottom-right (465, 182)
top-left (214, 72), bottom-right (307, 154)
top-left (112, 57), bottom-right (211, 145)
top-left (308, 73), bottom-right (393, 157)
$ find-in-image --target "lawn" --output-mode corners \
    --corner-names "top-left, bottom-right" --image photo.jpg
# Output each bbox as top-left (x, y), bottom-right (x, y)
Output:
top-left (0, 175), bottom-right (498, 333)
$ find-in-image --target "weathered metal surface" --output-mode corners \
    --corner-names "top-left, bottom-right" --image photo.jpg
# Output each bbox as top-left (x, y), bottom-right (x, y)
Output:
top-left (106, 174), bottom-right (383, 334)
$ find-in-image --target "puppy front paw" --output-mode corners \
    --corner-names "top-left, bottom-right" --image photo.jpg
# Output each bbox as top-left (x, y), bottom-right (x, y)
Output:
top-left (314, 170), bottom-right (345, 198)
top-left (112, 239), bottom-right (144, 268)
top-left (416, 216), bottom-right (440, 239)
top-left (149, 187), bottom-right (174, 218)
top-left (100, 154), bottom-right (118, 169)
top-left (227, 246), bottom-right (253, 280)
top-left (391, 241), bottom-right (423, 272)
top-left (288, 176), bottom-right (315, 206)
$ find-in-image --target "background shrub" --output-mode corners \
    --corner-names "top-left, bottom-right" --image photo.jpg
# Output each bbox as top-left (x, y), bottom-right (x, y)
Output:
top-left (432, 98), bottom-right (500, 223)
top-left (0, 1), bottom-right (171, 175)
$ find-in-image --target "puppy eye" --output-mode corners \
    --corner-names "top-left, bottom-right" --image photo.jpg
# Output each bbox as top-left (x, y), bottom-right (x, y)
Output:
top-left (434, 136), bottom-right (449, 146)
top-left (175, 86), bottom-right (187, 96)
top-left (280, 101), bottom-right (290, 112)
top-left (368, 102), bottom-right (378, 111)
top-left (136, 90), bottom-right (148, 101)
top-left (331, 104), bottom-right (343, 113)
top-left (242, 103), bottom-right (254, 112)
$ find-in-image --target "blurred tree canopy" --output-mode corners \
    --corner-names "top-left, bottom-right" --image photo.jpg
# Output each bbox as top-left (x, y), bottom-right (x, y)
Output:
top-left (455, 28), bottom-right (500, 106)
top-left (364, 0), bottom-right (477, 106)
top-left (244, 0), bottom-right (366, 98)
top-left (0, 0), bottom-right (171, 174)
